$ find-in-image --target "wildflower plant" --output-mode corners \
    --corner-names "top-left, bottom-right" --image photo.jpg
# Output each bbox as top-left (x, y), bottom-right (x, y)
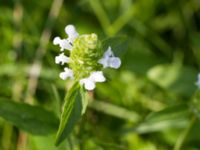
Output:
top-left (53, 25), bottom-right (122, 145)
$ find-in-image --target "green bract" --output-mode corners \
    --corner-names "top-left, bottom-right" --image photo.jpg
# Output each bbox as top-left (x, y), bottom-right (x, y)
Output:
top-left (69, 33), bottom-right (103, 79)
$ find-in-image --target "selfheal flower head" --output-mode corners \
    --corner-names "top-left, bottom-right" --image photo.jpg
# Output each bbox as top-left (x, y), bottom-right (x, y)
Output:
top-left (69, 33), bottom-right (103, 79)
top-left (53, 24), bottom-right (122, 90)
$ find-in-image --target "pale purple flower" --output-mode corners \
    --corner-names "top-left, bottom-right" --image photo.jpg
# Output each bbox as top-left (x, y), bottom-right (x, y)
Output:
top-left (98, 46), bottom-right (121, 69)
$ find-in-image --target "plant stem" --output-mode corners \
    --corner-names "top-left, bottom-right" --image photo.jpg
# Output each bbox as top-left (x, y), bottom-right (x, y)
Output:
top-left (17, 132), bottom-right (27, 150)
top-left (2, 123), bottom-right (13, 150)
top-left (173, 116), bottom-right (196, 150)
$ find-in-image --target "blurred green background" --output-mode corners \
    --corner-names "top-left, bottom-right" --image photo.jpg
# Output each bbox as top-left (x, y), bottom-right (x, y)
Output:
top-left (1, 0), bottom-right (200, 150)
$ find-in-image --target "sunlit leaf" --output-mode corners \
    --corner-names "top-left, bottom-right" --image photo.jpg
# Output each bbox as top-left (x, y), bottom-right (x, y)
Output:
top-left (148, 63), bottom-right (197, 98)
top-left (28, 135), bottom-right (70, 150)
top-left (127, 104), bottom-right (189, 134)
top-left (55, 82), bottom-right (82, 146)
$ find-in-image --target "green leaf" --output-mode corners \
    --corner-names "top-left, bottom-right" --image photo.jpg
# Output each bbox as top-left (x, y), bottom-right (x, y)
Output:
top-left (147, 52), bottom-right (183, 88)
top-left (55, 82), bottom-right (82, 146)
top-left (186, 119), bottom-right (200, 143)
top-left (145, 104), bottom-right (189, 122)
top-left (148, 61), bottom-right (197, 98)
top-left (28, 135), bottom-right (70, 150)
top-left (0, 98), bottom-right (59, 135)
top-left (127, 104), bottom-right (189, 134)
top-left (101, 36), bottom-right (128, 56)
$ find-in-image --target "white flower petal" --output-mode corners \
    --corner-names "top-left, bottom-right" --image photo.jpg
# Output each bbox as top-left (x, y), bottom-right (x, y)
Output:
top-left (104, 46), bottom-right (114, 57)
top-left (53, 36), bottom-right (72, 51)
top-left (65, 25), bottom-right (76, 35)
top-left (53, 37), bottom-right (61, 45)
top-left (90, 71), bottom-right (106, 82)
top-left (79, 79), bottom-right (86, 85)
top-left (196, 82), bottom-right (200, 88)
top-left (80, 78), bottom-right (95, 90)
top-left (98, 57), bottom-right (109, 68)
top-left (59, 67), bottom-right (73, 80)
top-left (109, 57), bottom-right (121, 69)
top-left (65, 25), bottom-right (79, 43)
top-left (55, 53), bottom-right (70, 65)
top-left (59, 39), bottom-right (73, 51)
top-left (59, 72), bottom-right (67, 80)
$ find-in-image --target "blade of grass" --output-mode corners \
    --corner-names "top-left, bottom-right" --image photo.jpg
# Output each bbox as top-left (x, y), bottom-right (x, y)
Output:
top-left (89, 99), bottom-right (140, 123)
top-left (88, 0), bottom-right (112, 35)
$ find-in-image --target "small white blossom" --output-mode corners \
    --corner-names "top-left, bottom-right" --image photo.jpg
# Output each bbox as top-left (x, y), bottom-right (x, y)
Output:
top-left (195, 73), bottom-right (200, 88)
top-left (53, 37), bottom-right (73, 51)
top-left (65, 25), bottom-right (79, 43)
top-left (55, 53), bottom-right (70, 65)
top-left (59, 67), bottom-right (74, 80)
top-left (80, 71), bottom-right (106, 90)
top-left (98, 46), bottom-right (121, 69)
top-left (80, 78), bottom-right (95, 91)
top-left (90, 71), bottom-right (106, 82)
top-left (53, 25), bottom-right (79, 51)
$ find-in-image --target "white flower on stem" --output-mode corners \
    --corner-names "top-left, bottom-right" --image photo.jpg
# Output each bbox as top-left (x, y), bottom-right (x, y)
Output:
top-left (65, 25), bottom-right (79, 43)
top-left (80, 71), bottom-right (106, 90)
top-left (53, 25), bottom-right (79, 51)
top-left (53, 25), bottom-right (123, 90)
top-left (59, 67), bottom-right (74, 80)
top-left (55, 53), bottom-right (70, 65)
top-left (53, 37), bottom-right (73, 51)
top-left (195, 73), bottom-right (200, 88)
top-left (98, 46), bottom-right (121, 69)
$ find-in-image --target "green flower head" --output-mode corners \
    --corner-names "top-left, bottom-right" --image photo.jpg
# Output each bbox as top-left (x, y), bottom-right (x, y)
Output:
top-left (53, 24), bottom-right (121, 90)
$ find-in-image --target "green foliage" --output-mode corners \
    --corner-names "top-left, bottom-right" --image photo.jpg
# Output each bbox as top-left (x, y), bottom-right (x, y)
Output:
top-left (55, 82), bottom-right (82, 145)
top-left (0, 98), bottom-right (59, 135)
top-left (0, 0), bottom-right (200, 149)
top-left (133, 104), bottom-right (189, 133)
top-left (101, 36), bottom-right (128, 56)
